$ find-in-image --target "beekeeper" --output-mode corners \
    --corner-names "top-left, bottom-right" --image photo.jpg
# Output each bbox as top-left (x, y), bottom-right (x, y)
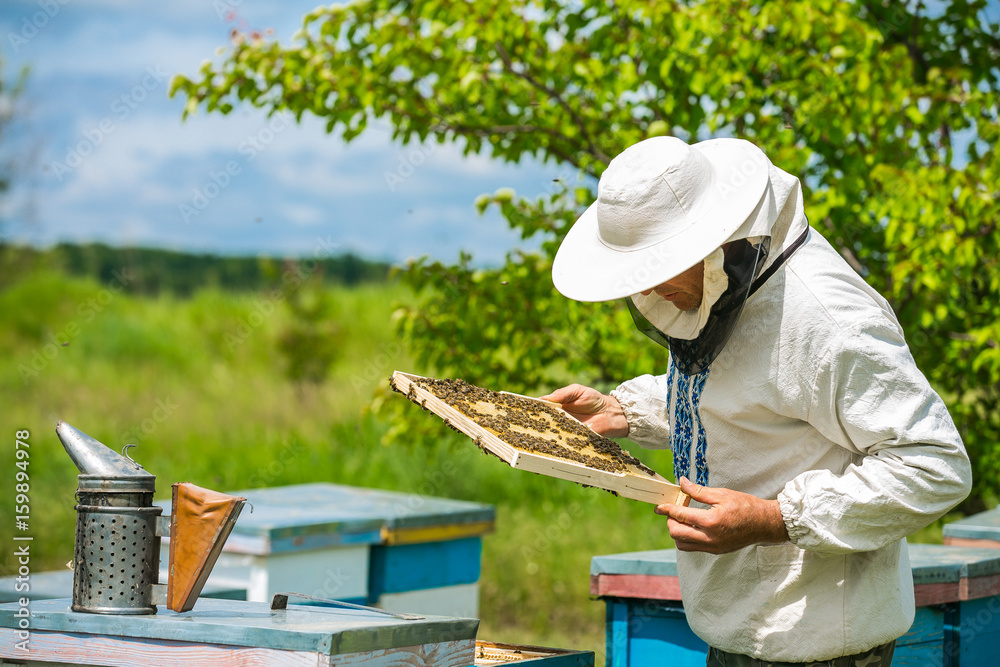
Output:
top-left (542, 136), bottom-right (972, 665)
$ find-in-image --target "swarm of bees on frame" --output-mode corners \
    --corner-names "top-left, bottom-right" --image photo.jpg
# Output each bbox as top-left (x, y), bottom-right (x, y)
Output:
top-left (395, 376), bottom-right (657, 478)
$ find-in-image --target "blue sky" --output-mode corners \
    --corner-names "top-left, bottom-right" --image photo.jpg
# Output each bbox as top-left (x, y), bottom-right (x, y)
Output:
top-left (0, 0), bottom-right (565, 265)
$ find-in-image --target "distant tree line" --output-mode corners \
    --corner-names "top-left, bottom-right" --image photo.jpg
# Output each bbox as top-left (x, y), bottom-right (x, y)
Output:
top-left (9, 242), bottom-right (391, 296)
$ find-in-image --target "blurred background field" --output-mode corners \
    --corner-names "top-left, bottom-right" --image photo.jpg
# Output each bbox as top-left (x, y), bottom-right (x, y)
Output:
top-left (0, 245), bottom-right (965, 656)
top-left (0, 246), bottom-right (693, 655)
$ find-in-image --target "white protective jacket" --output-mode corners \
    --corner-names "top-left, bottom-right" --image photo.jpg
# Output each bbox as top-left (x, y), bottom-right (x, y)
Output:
top-left (610, 162), bottom-right (972, 661)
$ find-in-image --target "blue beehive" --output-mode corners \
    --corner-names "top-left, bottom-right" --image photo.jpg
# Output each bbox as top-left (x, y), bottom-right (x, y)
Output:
top-left (591, 543), bottom-right (1000, 666)
top-left (944, 506), bottom-right (1000, 549)
top-left (157, 482), bottom-right (495, 616)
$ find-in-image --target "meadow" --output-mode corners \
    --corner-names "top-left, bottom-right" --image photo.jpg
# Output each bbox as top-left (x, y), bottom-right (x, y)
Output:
top-left (0, 262), bottom-right (956, 658)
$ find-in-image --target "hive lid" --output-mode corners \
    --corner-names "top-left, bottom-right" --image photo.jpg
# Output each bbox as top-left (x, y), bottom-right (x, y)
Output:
top-left (0, 597), bottom-right (479, 655)
top-left (590, 549), bottom-right (680, 577)
top-left (156, 483), bottom-right (495, 555)
top-left (907, 542), bottom-right (1000, 583)
top-left (942, 507), bottom-right (1000, 542)
top-left (57, 421), bottom-right (155, 481)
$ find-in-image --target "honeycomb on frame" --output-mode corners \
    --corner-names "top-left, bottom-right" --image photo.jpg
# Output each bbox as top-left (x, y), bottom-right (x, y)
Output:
top-left (390, 371), bottom-right (689, 507)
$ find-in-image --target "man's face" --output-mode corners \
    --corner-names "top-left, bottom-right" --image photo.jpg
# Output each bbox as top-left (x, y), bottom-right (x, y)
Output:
top-left (640, 261), bottom-right (705, 311)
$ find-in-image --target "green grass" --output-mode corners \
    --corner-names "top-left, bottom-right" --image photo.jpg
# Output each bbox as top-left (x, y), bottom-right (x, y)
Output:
top-left (0, 267), bottom-right (682, 658)
top-left (0, 267), bottom-right (967, 659)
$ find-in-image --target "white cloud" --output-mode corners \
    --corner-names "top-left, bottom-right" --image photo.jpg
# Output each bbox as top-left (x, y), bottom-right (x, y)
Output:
top-left (5, 0), bottom-right (567, 263)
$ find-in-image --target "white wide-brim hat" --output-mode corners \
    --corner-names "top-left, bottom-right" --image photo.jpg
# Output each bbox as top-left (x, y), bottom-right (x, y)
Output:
top-left (552, 136), bottom-right (770, 302)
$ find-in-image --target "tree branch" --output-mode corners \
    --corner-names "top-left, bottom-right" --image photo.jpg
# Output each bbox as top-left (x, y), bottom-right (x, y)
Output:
top-left (492, 41), bottom-right (610, 165)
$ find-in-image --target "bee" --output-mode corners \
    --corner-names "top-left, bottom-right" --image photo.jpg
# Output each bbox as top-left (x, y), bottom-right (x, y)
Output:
top-left (410, 375), bottom-right (659, 477)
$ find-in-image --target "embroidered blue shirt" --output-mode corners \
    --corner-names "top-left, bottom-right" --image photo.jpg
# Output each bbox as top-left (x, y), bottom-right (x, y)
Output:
top-left (666, 359), bottom-right (711, 485)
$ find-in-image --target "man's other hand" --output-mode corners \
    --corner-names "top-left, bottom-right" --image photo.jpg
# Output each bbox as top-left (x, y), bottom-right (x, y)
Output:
top-left (655, 477), bottom-right (790, 554)
top-left (539, 384), bottom-right (629, 438)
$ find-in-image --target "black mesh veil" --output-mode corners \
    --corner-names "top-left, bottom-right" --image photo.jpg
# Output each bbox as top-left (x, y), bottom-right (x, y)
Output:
top-left (627, 237), bottom-right (770, 375)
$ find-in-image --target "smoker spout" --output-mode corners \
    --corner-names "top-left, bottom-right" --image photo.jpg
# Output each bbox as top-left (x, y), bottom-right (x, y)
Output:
top-left (57, 420), bottom-right (154, 479)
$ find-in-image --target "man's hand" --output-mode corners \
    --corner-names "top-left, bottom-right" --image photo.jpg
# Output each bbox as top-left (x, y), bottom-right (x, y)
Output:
top-left (539, 384), bottom-right (629, 438)
top-left (655, 477), bottom-right (789, 554)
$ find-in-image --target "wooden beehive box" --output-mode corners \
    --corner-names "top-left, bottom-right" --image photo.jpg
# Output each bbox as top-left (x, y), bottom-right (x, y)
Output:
top-left (391, 371), bottom-right (688, 506)
top-left (474, 640), bottom-right (594, 665)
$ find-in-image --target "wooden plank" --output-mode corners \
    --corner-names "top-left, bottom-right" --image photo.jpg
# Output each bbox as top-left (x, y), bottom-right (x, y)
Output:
top-left (616, 602), bottom-right (708, 666)
top-left (944, 536), bottom-right (1000, 549)
top-left (474, 640), bottom-right (594, 666)
top-left (591, 574), bottom-right (683, 601)
top-left (958, 596), bottom-right (1000, 664)
top-left (0, 628), bottom-right (329, 666)
top-left (0, 598), bottom-right (479, 655)
top-left (942, 507), bottom-right (1000, 542)
top-left (381, 520), bottom-right (495, 546)
top-left (897, 606), bottom-right (944, 646)
top-left (370, 539), bottom-right (482, 596)
top-left (590, 550), bottom-right (679, 578)
top-left (606, 601), bottom-right (629, 667)
top-left (0, 629), bottom-right (474, 667)
top-left (321, 639), bottom-right (476, 667)
top-left (962, 572), bottom-right (1000, 600)
top-left (391, 372), bottom-right (689, 507)
top-left (892, 641), bottom-right (944, 667)
top-left (914, 582), bottom-right (962, 606)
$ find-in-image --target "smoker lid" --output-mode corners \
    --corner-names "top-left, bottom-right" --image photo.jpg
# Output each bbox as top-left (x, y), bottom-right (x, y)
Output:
top-left (76, 475), bottom-right (156, 493)
top-left (57, 421), bottom-right (156, 482)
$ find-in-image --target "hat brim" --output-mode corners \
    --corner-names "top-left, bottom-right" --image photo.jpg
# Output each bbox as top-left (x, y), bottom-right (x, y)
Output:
top-left (552, 138), bottom-right (770, 302)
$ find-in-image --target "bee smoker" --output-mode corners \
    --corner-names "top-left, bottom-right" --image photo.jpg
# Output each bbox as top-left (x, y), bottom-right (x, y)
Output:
top-left (58, 421), bottom-right (246, 615)
top-left (58, 421), bottom-right (163, 614)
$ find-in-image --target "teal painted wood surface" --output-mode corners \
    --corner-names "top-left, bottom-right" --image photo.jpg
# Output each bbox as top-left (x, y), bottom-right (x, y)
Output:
top-left (369, 538), bottom-right (482, 598)
top-left (943, 508), bottom-right (1000, 542)
top-left (894, 640), bottom-right (945, 666)
top-left (908, 543), bottom-right (1000, 582)
top-left (605, 600), bottom-right (707, 667)
top-left (898, 606), bottom-right (945, 646)
top-left (155, 483), bottom-right (495, 555)
top-left (0, 597), bottom-right (478, 654)
top-left (592, 544), bottom-right (1000, 584)
top-left (957, 596), bottom-right (1000, 664)
top-left (590, 550), bottom-right (679, 578)
top-left (606, 600), bottom-right (630, 667)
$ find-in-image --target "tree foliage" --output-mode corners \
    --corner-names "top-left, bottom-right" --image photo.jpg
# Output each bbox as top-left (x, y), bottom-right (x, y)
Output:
top-left (171, 0), bottom-right (1000, 509)
top-left (277, 262), bottom-right (344, 386)
top-left (0, 54), bottom-right (30, 235)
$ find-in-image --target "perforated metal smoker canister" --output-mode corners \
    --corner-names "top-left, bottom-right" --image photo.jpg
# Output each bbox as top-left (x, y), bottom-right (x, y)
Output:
top-left (57, 421), bottom-right (162, 615)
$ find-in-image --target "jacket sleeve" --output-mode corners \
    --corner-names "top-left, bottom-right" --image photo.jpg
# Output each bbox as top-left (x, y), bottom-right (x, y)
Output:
top-left (610, 373), bottom-right (672, 450)
top-left (777, 320), bottom-right (972, 555)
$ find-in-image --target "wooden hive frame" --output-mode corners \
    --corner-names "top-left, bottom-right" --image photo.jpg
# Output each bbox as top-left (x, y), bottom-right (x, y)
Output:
top-left (391, 371), bottom-right (689, 507)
